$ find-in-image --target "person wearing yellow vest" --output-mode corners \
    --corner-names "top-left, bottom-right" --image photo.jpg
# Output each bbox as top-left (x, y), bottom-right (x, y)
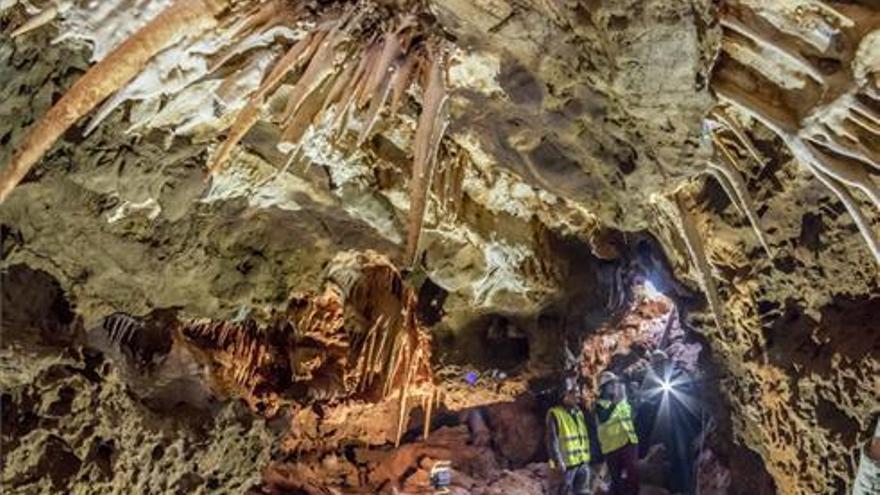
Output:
top-left (595, 371), bottom-right (639, 495)
top-left (546, 377), bottom-right (592, 495)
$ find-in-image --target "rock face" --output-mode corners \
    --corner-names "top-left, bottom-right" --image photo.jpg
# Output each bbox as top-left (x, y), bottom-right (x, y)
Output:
top-left (0, 1), bottom-right (878, 494)
top-left (1, 265), bottom-right (273, 493)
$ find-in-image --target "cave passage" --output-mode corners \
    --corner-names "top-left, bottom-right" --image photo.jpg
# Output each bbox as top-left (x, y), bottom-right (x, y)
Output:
top-left (366, 248), bottom-right (748, 495)
top-left (1, 245), bottom-right (759, 495)
top-left (576, 277), bottom-right (711, 495)
top-left (3, 0), bottom-right (880, 493)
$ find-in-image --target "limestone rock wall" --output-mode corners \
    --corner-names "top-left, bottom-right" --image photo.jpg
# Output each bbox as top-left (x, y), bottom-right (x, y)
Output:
top-left (0, 1), bottom-right (878, 494)
top-left (1, 265), bottom-right (273, 494)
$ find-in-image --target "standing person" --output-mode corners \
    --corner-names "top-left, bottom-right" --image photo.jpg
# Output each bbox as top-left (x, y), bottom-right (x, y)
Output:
top-left (639, 350), bottom-right (701, 494)
top-left (635, 350), bottom-right (672, 456)
top-left (546, 377), bottom-right (592, 495)
top-left (596, 371), bottom-right (640, 495)
top-left (853, 417), bottom-right (880, 495)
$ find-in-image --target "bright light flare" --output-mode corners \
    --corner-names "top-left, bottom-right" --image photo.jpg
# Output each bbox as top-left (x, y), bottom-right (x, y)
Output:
top-left (648, 371), bottom-right (686, 399)
top-left (644, 368), bottom-right (702, 426)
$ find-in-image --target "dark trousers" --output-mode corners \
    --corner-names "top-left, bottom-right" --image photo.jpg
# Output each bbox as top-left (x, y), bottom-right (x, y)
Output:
top-left (652, 400), bottom-right (699, 494)
top-left (606, 443), bottom-right (639, 495)
top-left (559, 463), bottom-right (591, 495)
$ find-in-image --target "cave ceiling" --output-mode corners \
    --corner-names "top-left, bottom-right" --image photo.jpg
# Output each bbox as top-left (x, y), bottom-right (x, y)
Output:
top-left (0, 0), bottom-right (878, 494)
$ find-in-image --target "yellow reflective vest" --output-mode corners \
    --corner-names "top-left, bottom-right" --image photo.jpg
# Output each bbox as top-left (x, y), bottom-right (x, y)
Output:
top-left (596, 399), bottom-right (638, 455)
top-left (548, 406), bottom-right (591, 468)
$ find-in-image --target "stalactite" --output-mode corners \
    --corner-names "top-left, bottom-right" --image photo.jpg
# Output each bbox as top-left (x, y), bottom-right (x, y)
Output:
top-left (383, 336), bottom-right (400, 398)
top-left (357, 30), bottom-right (403, 110)
top-left (720, 15), bottom-right (826, 86)
top-left (810, 168), bottom-right (880, 267)
top-left (406, 48), bottom-right (449, 265)
top-left (10, 5), bottom-right (58, 37)
top-left (449, 153), bottom-right (466, 219)
top-left (371, 320), bottom-right (392, 388)
top-left (356, 66), bottom-right (395, 146)
top-left (804, 140), bottom-right (880, 206)
top-left (662, 192), bottom-right (725, 330)
top-left (808, 126), bottom-right (880, 171)
top-left (709, 135), bottom-right (773, 257)
top-left (711, 108), bottom-right (764, 168)
top-left (1, 2), bottom-right (449, 228)
top-left (320, 59), bottom-right (358, 117)
top-left (103, 313), bottom-right (144, 348)
top-left (331, 41), bottom-right (380, 141)
top-left (206, 0), bottom-right (293, 73)
top-left (710, 3), bottom-right (880, 270)
top-left (431, 149), bottom-right (466, 218)
top-left (181, 319), bottom-right (269, 395)
top-left (422, 387), bottom-right (434, 440)
top-left (715, 80), bottom-right (880, 266)
top-left (276, 75), bottom-right (334, 168)
top-left (352, 26), bottom-right (417, 145)
top-left (278, 20), bottom-right (353, 148)
top-left (173, 252), bottom-right (433, 416)
top-left (0, 0), bottom-right (227, 203)
top-left (208, 30), bottom-right (326, 174)
top-left (851, 100), bottom-right (880, 129)
top-left (389, 55), bottom-right (417, 118)
top-left (395, 346), bottom-right (414, 447)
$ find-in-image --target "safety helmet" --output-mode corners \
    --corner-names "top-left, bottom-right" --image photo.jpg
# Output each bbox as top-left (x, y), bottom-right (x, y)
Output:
top-left (598, 371), bottom-right (619, 388)
top-left (650, 349), bottom-right (669, 363)
top-left (562, 376), bottom-right (579, 393)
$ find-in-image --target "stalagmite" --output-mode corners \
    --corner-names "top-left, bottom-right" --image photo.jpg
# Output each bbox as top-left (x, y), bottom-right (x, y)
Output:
top-left (395, 346), bottom-right (415, 447)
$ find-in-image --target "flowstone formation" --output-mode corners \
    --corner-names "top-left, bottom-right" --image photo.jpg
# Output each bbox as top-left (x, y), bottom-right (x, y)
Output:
top-left (0, 0), bottom-right (878, 494)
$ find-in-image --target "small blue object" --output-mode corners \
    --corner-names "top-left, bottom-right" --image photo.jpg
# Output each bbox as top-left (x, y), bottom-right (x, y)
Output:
top-left (431, 468), bottom-right (451, 487)
top-left (430, 461), bottom-right (452, 490)
top-left (464, 371), bottom-right (478, 386)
